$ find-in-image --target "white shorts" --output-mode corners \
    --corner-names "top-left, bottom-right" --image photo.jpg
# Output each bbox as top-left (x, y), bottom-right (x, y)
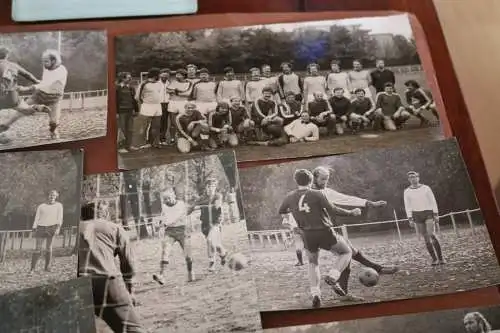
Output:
top-left (139, 103), bottom-right (162, 117)
top-left (168, 100), bottom-right (187, 114)
top-left (196, 101), bottom-right (218, 115)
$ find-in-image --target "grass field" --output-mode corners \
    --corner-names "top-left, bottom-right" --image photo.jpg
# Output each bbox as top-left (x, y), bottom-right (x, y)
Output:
top-left (0, 96), bottom-right (107, 150)
top-left (98, 221), bottom-right (262, 333)
top-left (120, 70), bottom-right (443, 170)
top-left (250, 226), bottom-right (500, 312)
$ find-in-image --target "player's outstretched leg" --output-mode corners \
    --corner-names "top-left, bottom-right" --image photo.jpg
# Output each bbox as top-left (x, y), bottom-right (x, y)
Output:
top-left (351, 249), bottom-right (399, 274)
top-left (334, 262), bottom-right (364, 302)
top-left (323, 234), bottom-right (352, 298)
top-left (306, 250), bottom-right (322, 308)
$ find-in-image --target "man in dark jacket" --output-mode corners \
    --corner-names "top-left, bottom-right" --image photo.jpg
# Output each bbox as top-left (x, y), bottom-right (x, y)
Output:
top-left (116, 72), bottom-right (138, 152)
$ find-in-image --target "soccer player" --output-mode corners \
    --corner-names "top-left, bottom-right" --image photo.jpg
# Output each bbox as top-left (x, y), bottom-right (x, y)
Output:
top-left (186, 64), bottom-right (200, 84)
top-left (311, 166), bottom-right (399, 298)
top-left (17, 49), bottom-right (68, 140)
top-left (229, 96), bottom-right (254, 142)
top-left (279, 169), bottom-right (362, 308)
top-left (374, 82), bottom-right (410, 130)
top-left (403, 171), bottom-right (445, 266)
top-left (116, 72), bottom-right (138, 153)
top-left (190, 68), bottom-right (218, 115)
top-left (79, 202), bottom-right (144, 333)
top-left (175, 102), bottom-right (210, 153)
top-left (167, 68), bottom-right (194, 115)
top-left (135, 68), bottom-right (163, 149)
top-left (245, 67), bottom-right (267, 108)
top-left (277, 62), bottom-right (303, 102)
top-left (326, 60), bottom-right (350, 99)
top-left (404, 79), bottom-right (438, 124)
top-left (370, 59), bottom-right (396, 94)
top-left (153, 188), bottom-right (196, 284)
top-left (347, 59), bottom-right (372, 98)
top-left (284, 112), bottom-right (319, 143)
top-left (216, 66), bottom-right (245, 103)
top-left (303, 63), bottom-right (327, 105)
top-left (328, 87), bottom-right (351, 135)
top-left (198, 178), bottom-right (228, 272)
top-left (307, 91), bottom-right (335, 136)
top-left (158, 68), bottom-right (172, 145)
top-left (261, 64), bottom-right (280, 102)
top-left (279, 91), bottom-right (303, 126)
top-left (464, 312), bottom-right (495, 333)
top-left (250, 86), bottom-right (285, 142)
top-left (208, 102), bottom-right (238, 149)
top-left (349, 88), bottom-right (373, 132)
top-left (31, 190), bottom-right (63, 273)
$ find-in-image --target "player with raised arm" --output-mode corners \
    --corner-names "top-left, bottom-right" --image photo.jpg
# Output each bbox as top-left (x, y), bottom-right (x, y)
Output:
top-left (216, 67), bottom-right (245, 104)
top-left (404, 171), bottom-right (446, 266)
top-left (303, 63), bottom-right (327, 106)
top-left (347, 60), bottom-right (372, 98)
top-left (30, 190), bottom-right (63, 273)
top-left (153, 188), bottom-right (197, 284)
top-left (198, 178), bottom-right (228, 272)
top-left (279, 169), bottom-right (362, 308)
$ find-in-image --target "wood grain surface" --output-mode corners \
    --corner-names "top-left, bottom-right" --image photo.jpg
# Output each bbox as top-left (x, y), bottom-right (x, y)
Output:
top-left (0, 0), bottom-right (499, 330)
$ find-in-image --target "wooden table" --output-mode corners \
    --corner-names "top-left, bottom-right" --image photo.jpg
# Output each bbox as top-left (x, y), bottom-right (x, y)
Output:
top-left (0, 0), bottom-right (499, 329)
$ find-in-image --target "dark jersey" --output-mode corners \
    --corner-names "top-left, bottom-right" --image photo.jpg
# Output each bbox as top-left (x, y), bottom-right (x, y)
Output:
top-left (199, 193), bottom-right (223, 236)
top-left (279, 188), bottom-right (337, 231)
top-left (209, 110), bottom-right (231, 129)
top-left (329, 96), bottom-right (351, 117)
top-left (405, 88), bottom-right (433, 106)
top-left (370, 69), bottom-right (395, 93)
top-left (351, 97), bottom-right (373, 115)
top-left (229, 106), bottom-right (249, 126)
top-left (307, 99), bottom-right (330, 117)
top-left (116, 84), bottom-right (137, 113)
top-left (252, 99), bottom-right (276, 122)
top-left (176, 110), bottom-right (204, 132)
top-left (375, 92), bottom-right (403, 115)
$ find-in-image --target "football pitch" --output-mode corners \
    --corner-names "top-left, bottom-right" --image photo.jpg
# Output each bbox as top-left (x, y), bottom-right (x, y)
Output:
top-left (98, 221), bottom-right (261, 333)
top-left (250, 226), bottom-right (500, 312)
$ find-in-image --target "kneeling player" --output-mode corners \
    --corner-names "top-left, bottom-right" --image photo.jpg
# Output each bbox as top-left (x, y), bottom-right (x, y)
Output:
top-left (153, 189), bottom-right (196, 284)
top-left (279, 169), bottom-right (362, 308)
top-left (328, 88), bottom-right (351, 135)
top-left (404, 80), bottom-right (438, 124)
top-left (229, 97), bottom-right (254, 142)
top-left (198, 178), bottom-right (228, 272)
top-left (308, 92), bottom-right (336, 136)
top-left (175, 102), bottom-right (210, 153)
top-left (208, 102), bottom-right (238, 149)
top-left (284, 112), bottom-right (319, 143)
top-left (279, 91), bottom-right (303, 126)
top-left (250, 87), bottom-right (286, 145)
top-left (349, 89), bottom-right (373, 132)
top-left (373, 82), bottom-right (410, 131)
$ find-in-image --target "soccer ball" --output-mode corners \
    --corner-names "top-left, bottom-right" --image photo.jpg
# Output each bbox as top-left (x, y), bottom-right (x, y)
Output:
top-left (226, 252), bottom-right (248, 271)
top-left (359, 267), bottom-right (379, 287)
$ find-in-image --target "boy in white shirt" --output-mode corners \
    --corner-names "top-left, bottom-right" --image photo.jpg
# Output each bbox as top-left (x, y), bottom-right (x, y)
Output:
top-left (403, 171), bottom-right (445, 265)
top-left (284, 112), bottom-right (319, 143)
top-left (31, 190), bottom-right (63, 273)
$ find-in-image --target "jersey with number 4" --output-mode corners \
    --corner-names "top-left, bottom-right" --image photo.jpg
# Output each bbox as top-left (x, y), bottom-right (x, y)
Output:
top-left (278, 188), bottom-right (336, 231)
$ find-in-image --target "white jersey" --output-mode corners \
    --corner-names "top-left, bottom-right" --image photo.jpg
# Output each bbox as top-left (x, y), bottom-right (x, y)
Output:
top-left (36, 65), bottom-right (68, 95)
top-left (326, 72), bottom-right (350, 92)
top-left (403, 184), bottom-right (438, 218)
top-left (303, 76), bottom-right (327, 96)
top-left (33, 202), bottom-right (63, 228)
top-left (348, 70), bottom-right (371, 90)
top-left (284, 119), bottom-right (319, 141)
top-left (320, 188), bottom-right (367, 207)
top-left (161, 200), bottom-right (189, 227)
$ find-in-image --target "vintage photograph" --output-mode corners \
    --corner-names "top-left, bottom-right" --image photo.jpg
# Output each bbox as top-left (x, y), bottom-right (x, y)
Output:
top-left (115, 13), bottom-right (444, 170)
top-left (265, 304), bottom-right (500, 333)
top-left (239, 138), bottom-right (500, 311)
top-left (0, 29), bottom-right (108, 150)
top-left (0, 277), bottom-right (96, 333)
top-left (81, 152), bottom-right (261, 333)
top-left (0, 149), bottom-right (83, 295)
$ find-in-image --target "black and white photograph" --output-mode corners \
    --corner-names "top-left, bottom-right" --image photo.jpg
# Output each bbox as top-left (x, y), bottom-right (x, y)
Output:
top-left (239, 138), bottom-right (500, 311)
top-left (115, 13), bottom-right (443, 170)
top-left (264, 304), bottom-right (500, 333)
top-left (0, 149), bottom-right (83, 296)
top-left (81, 152), bottom-right (262, 333)
top-left (0, 29), bottom-right (108, 150)
top-left (0, 277), bottom-right (96, 333)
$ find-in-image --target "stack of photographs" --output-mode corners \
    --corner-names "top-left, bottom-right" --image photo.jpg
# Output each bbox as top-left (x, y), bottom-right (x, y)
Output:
top-left (0, 11), bottom-right (498, 333)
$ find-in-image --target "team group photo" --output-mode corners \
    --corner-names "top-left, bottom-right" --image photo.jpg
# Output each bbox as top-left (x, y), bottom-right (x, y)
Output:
top-left (115, 14), bottom-right (443, 170)
top-left (81, 152), bottom-right (261, 333)
top-left (239, 139), bottom-right (500, 311)
top-left (0, 30), bottom-right (108, 150)
top-left (0, 150), bottom-right (83, 296)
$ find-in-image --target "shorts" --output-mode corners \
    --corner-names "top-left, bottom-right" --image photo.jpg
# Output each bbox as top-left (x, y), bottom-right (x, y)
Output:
top-left (34, 225), bottom-right (58, 238)
top-left (164, 225), bottom-right (187, 248)
top-left (31, 90), bottom-right (62, 106)
top-left (0, 90), bottom-right (19, 109)
top-left (301, 228), bottom-right (339, 253)
top-left (195, 101), bottom-right (217, 115)
top-left (201, 222), bottom-right (221, 237)
top-left (168, 100), bottom-right (187, 113)
top-left (139, 103), bottom-right (162, 117)
top-left (412, 210), bottom-right (435, 236)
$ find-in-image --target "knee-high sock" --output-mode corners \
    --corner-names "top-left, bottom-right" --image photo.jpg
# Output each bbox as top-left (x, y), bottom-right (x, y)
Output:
top-left (44, 248), bottom-right (53, 270)
top-left (296, 250), bottom-right (304, 265)
top-left (329, 251), bottom-right (352, 281)
top-left (336, 262), bottom-right (351, 295)
top-left (309, 263), bottom-right (321, 297)
top-left (49, 121), bottom-right (58, 133)
top-left (430, 235), bottom-right (443, 260)
top-left (425, 238), bottom-right (437, 261)
top-left (159, 260), bottom-right (168, 275)
top-left (31, 250), bottom-right (41, 270)
top-left (185, 257), bottom-right (193, 273)
top-left (352, 251), bottom-right (382, 273)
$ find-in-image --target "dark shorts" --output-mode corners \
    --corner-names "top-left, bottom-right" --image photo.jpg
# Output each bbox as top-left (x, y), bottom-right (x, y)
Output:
top-left (413, 210), bottom-right (434, 224)
top-left (201, 221), bottom-right (221, 237)
top-left (164, 225), bottom-right (187, 247)
top-left (34, 225), bottom-right (58, 238)
top-left (0, 90), bottom-right (19, 109)
top-left (31, 90), bottom-right (62, 106)
top-left (302, 228), bottom-right (339, 253)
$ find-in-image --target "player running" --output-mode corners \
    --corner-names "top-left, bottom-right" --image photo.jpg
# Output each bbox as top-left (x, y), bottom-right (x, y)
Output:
top-left (404, 171), bottom-right (446, 266)
top-left (198, 178), bottom-right (228, 272)
top-left (153, 188), bottom-right (196, 284)
top-left (279, 169), bottom-right (362, 308)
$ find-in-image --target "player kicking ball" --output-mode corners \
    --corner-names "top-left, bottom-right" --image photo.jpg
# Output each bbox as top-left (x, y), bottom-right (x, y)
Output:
top-left (153, 188), bottom-right (196, 284)
top-left (279, 169), bottom-right (362, 308)
top-left (404, 171), bottom-right (446, 266)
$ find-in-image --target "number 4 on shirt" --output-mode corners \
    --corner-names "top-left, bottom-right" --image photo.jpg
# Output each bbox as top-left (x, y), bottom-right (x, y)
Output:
top-left (298, 194), bottom-right (311, 213)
